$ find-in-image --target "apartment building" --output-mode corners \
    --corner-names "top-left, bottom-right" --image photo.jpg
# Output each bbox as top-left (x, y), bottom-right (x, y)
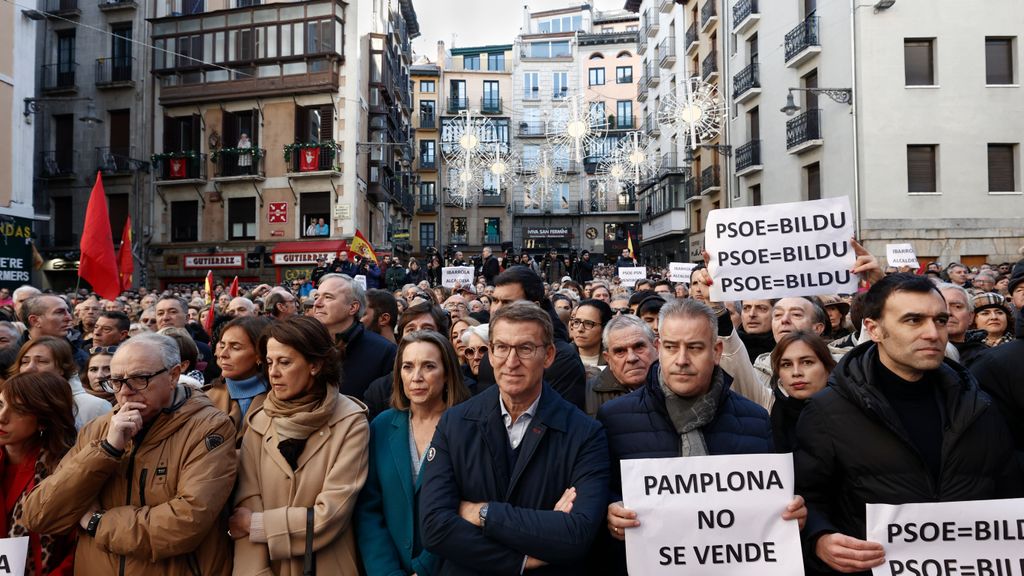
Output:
top-left (31, 0), bottom-right (151, 289)
top-left (411, 60), bottom-right (440, 258)
top-left (146, 0), bottom-right (418, 288)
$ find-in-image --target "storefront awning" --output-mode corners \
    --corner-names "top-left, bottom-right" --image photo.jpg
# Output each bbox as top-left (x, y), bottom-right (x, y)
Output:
top-left (271, 239), bottom-right (349, 266)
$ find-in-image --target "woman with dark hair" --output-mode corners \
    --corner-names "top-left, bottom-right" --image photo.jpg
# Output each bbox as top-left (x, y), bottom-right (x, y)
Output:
top-left (972, 292), bottom-right (1015, 348)
top-left (569, 299), bottom-right (613, 377)
top-left (13, 337), bottom-right (111, 430)
top-left (84, 346), bottom-right (117, 405)
top-left (229, 315), bottom-right (369, 574)
top-left (769, 331), bottom-right (838, 452)
top-left (406, 258), bottom-right (427, 285)
top-left (204, 316), bottom-right (273, 445)
top-left (427, 254), bottom-right (443, 287)
top-left (355, 331), bottom-right (471, 575)
top-left (0, 371), bottom-right (78, 575)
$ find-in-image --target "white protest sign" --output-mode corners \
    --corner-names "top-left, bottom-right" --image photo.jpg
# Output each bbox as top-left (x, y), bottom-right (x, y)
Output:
top-left (0, 537), bottom-right (29, 575)
top-left (353, 274), bottom-right (367, 291)
top-left (619, 267), bottom-right (648, 285)
top-left (621, 453), bottom-right (803, 575)
top-left (886, 243), bottom-right (920, 269)
top-left (867, 498), bottom-right (1024, 576)
top-left (670, 262), bottom-right (697, 284)
top-left (441, 266), bottom-right (474, 288)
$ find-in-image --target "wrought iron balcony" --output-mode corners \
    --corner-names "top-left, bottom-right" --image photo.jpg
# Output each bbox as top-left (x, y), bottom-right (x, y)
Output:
top-left (517, 121), bottom-right (546, 137)
top-left (449, 234), bottom-right (468, 244)
top-left (286, 143), bottom-right (340, 173)
top-left (95, 57), bottom-right (135, 87)
top-left (155, 152), bottom-right (207, 182)
top-left (645, 66), bottom-right (661, 88)
top-left (40, 150), bottom-right (74, 178)
top-left (685, 21), bottom-right (699, 54)
top-left (659, 38), bottom-right (677, 68)
top-left (638, 33), bottom-right (648, 55)
top-left (700, 0), bottom-right (718, 30)
top-left (684, 177), bottom-right (700, 200)
top-left (786, 108), bottom-right (822, 151)
top-left (96, 146), bottom-right (135, 174)
top-left (701, 165), bottom-right (720, 192)
top-left (45, 0), bottom-right (79, 16)
top-left (733, 62), bottom-right (760, 102)
top-left (98, 0), bottom-right (137, 10)
top-left (661, 150), bottom-right (683, 173)
top-left (214, 148), bottom-right (265, 178)
top-left (480, 97), bottom-right (502, 115)
top-left (418, 157), bottom-right (437, 171)
top-left (733, 0), bottom-right (759, 34)
top-left (419, 113), bottom-right (436, 129)
top-left (41, 63), bottom-right (77, 92)
top-left (646, 114), bottom-right (661, 136)
top-left (659, 0), bottom-right (673, 13)
top-left (702, 50), bottom-right (718, 81)
top-left (417, 196), bottom-right (437, 213)
top-left (784, 15), bottom-right (820, 66)
top-left (447, 97), bottom-right (468, 114)
top-left (644, 9), bottom-right (660, 36)
top-left (481, 192), bottom-right (505, 206)
top-left (735, 139), bottom-right (762, 174)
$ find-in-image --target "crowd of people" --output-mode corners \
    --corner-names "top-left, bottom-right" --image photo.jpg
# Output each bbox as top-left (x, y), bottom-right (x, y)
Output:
top-left (0, 244), bottom-right (1020, 575)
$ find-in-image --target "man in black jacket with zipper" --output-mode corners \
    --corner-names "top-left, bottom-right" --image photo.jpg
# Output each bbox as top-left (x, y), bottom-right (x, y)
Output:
top-left (795, 274), bottom-right (1022, 575)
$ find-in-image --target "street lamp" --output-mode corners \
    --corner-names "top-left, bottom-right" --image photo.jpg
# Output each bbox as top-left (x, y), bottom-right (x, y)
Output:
top-left (24, 97), bottom-right (104, 125)
top-left (780, 87), bottom-right (854, 116)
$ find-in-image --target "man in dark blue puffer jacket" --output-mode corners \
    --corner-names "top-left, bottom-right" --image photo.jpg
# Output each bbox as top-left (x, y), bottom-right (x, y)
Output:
top-left (595, 299), bottom-right (805, 575)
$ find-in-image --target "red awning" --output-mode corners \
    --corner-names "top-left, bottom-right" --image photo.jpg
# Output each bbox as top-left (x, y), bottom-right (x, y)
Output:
top-left (271, 239), bottom-right (349, 253)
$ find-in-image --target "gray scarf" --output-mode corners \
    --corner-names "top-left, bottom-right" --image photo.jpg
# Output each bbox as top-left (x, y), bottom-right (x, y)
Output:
top-left (660, 367), bottom-right (724, 457)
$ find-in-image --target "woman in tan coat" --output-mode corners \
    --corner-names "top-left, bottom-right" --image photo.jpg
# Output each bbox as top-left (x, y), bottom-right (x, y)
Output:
top-left (203, 316), bottom-right (273, 446)
top-left (228, 315), bottom-right (369, 576)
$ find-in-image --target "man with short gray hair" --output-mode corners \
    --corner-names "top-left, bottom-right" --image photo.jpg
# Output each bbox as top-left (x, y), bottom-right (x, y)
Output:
top-left (226, 296), bottom-right (256, 317)
top-left (24, 333), bottom-right (237, 576)
top-left (584, 315), bottom-right (658, 416)
top-left (938, 282), bottom-right (988, 367)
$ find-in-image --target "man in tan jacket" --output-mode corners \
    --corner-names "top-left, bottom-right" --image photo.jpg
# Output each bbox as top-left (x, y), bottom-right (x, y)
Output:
top-left (24, 333), bottom-right (238, 576)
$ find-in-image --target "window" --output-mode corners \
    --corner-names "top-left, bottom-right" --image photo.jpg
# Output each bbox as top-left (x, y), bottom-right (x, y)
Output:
top-left (419, 182), bottom-right (436, 205)
top-left (907, 145), bottom-right (938, 193)
top-left (450, 217), bottom-right (467, 243)
top-left (419, 140), bottom-right (436, 167)
top-left (616, 101), bottom-right (633, 127)
top-left (420, 80), bottom-right (435, 92)
top-left (986, 37), bottom-right (1015, 85)
top-left (483, 218), bottom-right (501, 244)
top-left (529, 41), bottom-right (571, 59)
top-left (538, 15), bottom-right (583, 34)
top-left (56, 29), bottom-right (76, 81)
top-left (590, 101), bottom-right (606, 123)
top-left (589, 67), bottom-right (605, 86)
top-left (111, 24), bottom-right (132, 76)
top-left (483, 80), bottom-right (500, 112)
top-left (523, 72), bottom-right (539, 99)
top-left (553, 71), bottom-right (568, 99)
top-left (805, 163), bottom-right (821, 200)
top-left (419, 223), bottom-right (436, 252)
top-left (904, 39), bottom-right (935, 86)
top-left (295, 105), bottom-right (332, 142)
top-left (170, 201), bottom-right (198, 242)
top-left (616, 66), bottom-right (633, 83)
top-left (988, 144), bottom-right (1017, 192)
top-left (488, 52), bottom-right (505, 71)
top-left (750, 184), bottom-right (762, 206)
top-left (301, 192), bottom-right (330, 238)
top-left (228, 197), bottom-right (256, 239)
top-left (463, 54), bottom-right (480, 70)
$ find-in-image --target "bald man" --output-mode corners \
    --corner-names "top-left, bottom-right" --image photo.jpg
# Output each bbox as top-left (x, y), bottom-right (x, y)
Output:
top-left (227, 297), bottom-right (256, 318)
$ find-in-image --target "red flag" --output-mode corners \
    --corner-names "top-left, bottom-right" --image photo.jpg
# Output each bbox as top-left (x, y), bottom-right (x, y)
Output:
top-left (79, 172), bottom-right (121, 299)
top-left (299, 147), bottom-right (320, 172)
top-left (117, 216), bottom-right (133, 292)
top-left (229, 276), bottom-right (239, 298)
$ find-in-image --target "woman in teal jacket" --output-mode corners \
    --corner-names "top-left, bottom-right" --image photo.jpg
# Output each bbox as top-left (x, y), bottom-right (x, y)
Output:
top-left (356, 331), bottom-right (471, 576)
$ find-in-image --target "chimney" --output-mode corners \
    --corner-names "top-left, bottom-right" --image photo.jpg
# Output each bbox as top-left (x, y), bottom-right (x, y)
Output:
top-left (437, 40), bottom-right (445, 69)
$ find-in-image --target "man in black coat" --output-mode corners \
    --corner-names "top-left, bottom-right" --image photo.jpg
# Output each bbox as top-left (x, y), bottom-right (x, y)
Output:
top-left (796, 274), bottom-right (1022, 575)
top-left (969, 310), bottom-right (1024, 455)
top-left (474, 266), bottom-right (587, 409)
top-left (573, 250), bottom-right (594, 284)
top-left (479, 246), bottom-right (500, 286)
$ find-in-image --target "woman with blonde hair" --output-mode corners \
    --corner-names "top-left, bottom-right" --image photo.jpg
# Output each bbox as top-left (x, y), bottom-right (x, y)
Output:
top-left (12, 337), bottom-right (110, 430)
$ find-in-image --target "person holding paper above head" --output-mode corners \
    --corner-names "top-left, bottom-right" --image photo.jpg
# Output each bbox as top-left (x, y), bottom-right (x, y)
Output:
top-left (795, 274), bottom-right (1023, 575)
top-left (597, 299), bottom-right (806, 575)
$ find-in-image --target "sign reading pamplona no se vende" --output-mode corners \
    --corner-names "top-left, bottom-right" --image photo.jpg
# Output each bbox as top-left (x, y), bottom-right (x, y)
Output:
top-left (621, 453), bottom-right (804, 575)
top-left (706, 197), bottom-right (858, 301)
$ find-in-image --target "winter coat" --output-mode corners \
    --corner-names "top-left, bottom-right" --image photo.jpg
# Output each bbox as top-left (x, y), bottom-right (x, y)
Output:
top-left (338, 322), bottom-right (398, 400)
top-left (573, 258), bottom-right (594, 284)
top-left (969, 321), bottom-right (1024, 454)
top-left (796, 342), bottom-right (1023, 575)
top-left (23, 385), bottom-right (238, 576)
top-left (364, 263), bottom-right (383, 290)
top-left (406, 266), bottom-right (427, 286)
top-left (954, 329), bottom-right (990, 368)
top-left (232, 393), bottom-right (369, 576)
top-left (543, 258), bottom-right (566, 285)
top-left (584, 363), bottom-right (637, 417)
top-left (481, 256), bottom-right (500, 286)
top-left (204, 377), bottom-right (268, 448)
top-left (386, 266), bottom-right (409, 292)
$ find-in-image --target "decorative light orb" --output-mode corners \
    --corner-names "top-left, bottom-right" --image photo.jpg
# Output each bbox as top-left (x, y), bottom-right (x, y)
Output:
top-left (659, 77), bottom-right (726, 148)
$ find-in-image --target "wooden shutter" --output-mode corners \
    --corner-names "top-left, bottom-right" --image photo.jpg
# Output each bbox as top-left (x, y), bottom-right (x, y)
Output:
top-left (294, 105), bottom-right (306, 141)
top-left (190, 114), bottom-right (202, 152)
top-left (319, 104), bottom-right (333, 141)
top-left (163, 116), bottom-right (180, 151)
top-left (907, 145), bottom-right (937, 192)
top-left (806, 163), bottom-right (821, 200)
top-left (988, 144), bottom-right (1016, 192)
top-left (222, 112), bottom-right (238, 147)
top-left (985, 39), bottom-right (1013, 85)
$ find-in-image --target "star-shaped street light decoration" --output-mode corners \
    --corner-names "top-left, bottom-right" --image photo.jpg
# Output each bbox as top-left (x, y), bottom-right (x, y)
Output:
top-left (547, 93), bottom-right (607, 164)
top-left (659, 76), bottom-right (726, 151)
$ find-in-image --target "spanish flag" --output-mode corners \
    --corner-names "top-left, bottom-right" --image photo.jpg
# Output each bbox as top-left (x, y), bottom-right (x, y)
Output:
top-left (350, 229), bottom-right (378, 264)
top-left (204, 271), bottom-right (214, 305)
top-left (117, 216), bottom-right (133, 292)
top-left (627, 231), bottom-right (635, 260)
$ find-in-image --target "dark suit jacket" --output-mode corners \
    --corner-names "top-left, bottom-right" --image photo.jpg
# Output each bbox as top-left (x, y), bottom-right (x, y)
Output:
top-left (420, 384), bottom-right (609, 575)
top-left (355, 409), bottom-right (440, 576)
top-left (339, 322), bottom-right (397, 400)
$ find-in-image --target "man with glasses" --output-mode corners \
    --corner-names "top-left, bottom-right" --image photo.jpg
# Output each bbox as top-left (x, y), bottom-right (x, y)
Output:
top-left (442, 294), bottom-right (469, 321)
top-left (24, 333), bottom-right (238, 576)
top-left (138, 306), bottom-right (157, 331)
top-left (421, 302), bottom-right (610, 575)
top-left (264, 288), bottom-right (298, 320)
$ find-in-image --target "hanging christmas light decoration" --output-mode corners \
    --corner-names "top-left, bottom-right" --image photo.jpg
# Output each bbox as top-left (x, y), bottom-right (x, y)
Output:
top-left (601, 131), bottom-right (659, 188)
top-left (446, 162), bottom-right (483, 209)
top-left (522, 148), bottom-right (565, 210)
top-left (547, 93), bottom-right (607, 163)
top-left (658, 76), bottom-right (726, 151)
top-left (484, 142), bottom-right (521, 199)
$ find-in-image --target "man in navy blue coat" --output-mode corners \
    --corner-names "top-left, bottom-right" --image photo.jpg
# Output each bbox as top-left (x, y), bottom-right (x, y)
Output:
top-left (597, 299), bottom-right (805, 575)
top-left (313, 273), bottom-right (396, 399)
top-left (420, 301), bottom-right (610, 575)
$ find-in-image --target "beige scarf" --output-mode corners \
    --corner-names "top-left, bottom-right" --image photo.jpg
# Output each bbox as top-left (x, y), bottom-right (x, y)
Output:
top-left (262, 384), bottom-right (338, 440)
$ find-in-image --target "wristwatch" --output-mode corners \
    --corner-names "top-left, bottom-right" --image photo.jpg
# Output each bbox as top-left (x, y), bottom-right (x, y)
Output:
top-left (86, 511), bottom-right (104, 537)
top-left (479, 504), bottom-right (489, 528)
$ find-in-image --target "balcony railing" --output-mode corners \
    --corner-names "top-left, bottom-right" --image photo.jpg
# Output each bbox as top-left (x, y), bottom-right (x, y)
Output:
top-left (702, 50), bottom-right (718, 80)
top-left (785, 16), bottom-right (820, 64)
top-left (480, 97), bottom-right (502, 114)
top-left (41, 63), bottom-right (77, 92)
top-left (481, 192), bottom-right (505, 206)
top-left (450, 234), bottom-right (468, 244)
top-left (733, 62), bottom-right (760, 99)
top-left (638, 33), bottom-right (648, 55)
top-left (95, 57), bottom-right (135, 86)
top-left (661, 150), bottom-right (681, 172)
top-left (611, 117), bottom-right (636, 130)
top-left (96, 146), bottom-right (135, 174)
top-left (733, 0), bottom-right (759, 30)
top-left (659, 0), bottom-right (673, 13)
top-left (419, 113), bottom-right (436, 129)
top-left (518, 121), bottom-right (546, 137)
top-left (645, 66), bottom-right (661, 87)
top-left (418, 158), bottom-right (437, 171)
top-left (700, 0), bottom-right (718, 29)
top-left (482, 233), bottom-right (501, 245)
top-left (98, 0), bottom-right (137, 10)
top-left (786, 108), bottom-right (822, 150)
top-left (646, 114), bottom-right (661, 136)
top-left (685, 21), bottom-right (699, 53)
top-left (287, 143), bottom-right (339, 173)
top-left (684, 177), bottom-right (700, 200)
top-left (701, 165), bottom-right (720, 192)
top-left (156, 152), bottom-right (207, 182)
top-left (416, 197), bottom-right (436, 213)
top-left (643, 9), bottom-right (660, 36)
top-left (659, 38), bottom-right (677, 68)
top-left (45, 0), bottom-right (79, 14)
top-left (735, 140), bottom-right (762, 172)
top-left (40, 150), bottom-right (74, 178)
top-left (447, 97), bottom-right (468, 114)
top-left (214, 148), bottom-right (265, 178)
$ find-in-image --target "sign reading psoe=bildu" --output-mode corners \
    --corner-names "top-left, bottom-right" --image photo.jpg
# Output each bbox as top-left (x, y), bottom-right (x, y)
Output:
top-left (621, 453), bottom-right (804, 575)
top-left (867, 498), bottom-right (1024, 576)
top-left (706, 197), bottom-right (858, 301)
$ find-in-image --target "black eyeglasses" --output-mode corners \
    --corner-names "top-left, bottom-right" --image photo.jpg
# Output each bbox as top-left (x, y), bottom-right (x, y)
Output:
top-left (100, 366), bottom-right (170, 394)
top-left (569, 318), bottom-right (600, 331)
top-left (89, 345), bottom-right (119, 356)
top-left (611, 307), bottom-right (631, 315)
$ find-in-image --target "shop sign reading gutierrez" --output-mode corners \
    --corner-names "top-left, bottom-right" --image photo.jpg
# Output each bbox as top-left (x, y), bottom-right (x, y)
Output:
top-left (183, 254), bottom-right (245, 269)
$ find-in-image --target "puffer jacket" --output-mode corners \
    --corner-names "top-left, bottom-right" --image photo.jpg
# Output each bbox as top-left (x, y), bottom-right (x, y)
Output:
top-left (23, 385), bottom-right (238, 576)
top-left (796, 342), bottom-right (1022, 575)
